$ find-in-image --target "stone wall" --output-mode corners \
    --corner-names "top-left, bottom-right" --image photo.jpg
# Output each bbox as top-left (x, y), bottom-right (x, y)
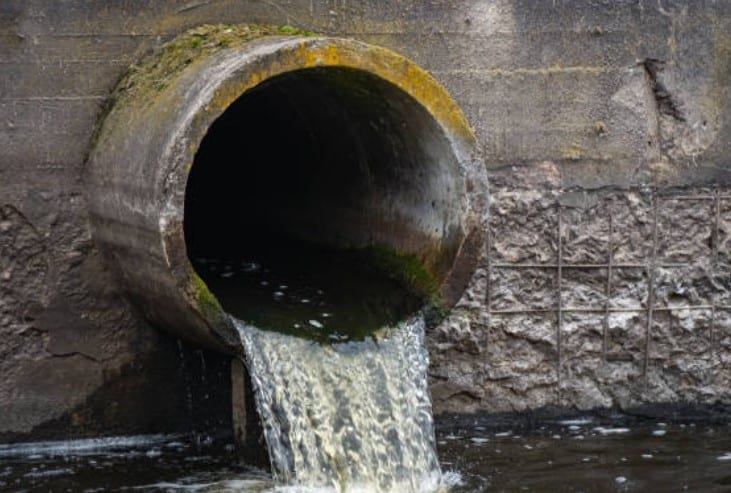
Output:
top-left (431, 166), bottom-right (731, 412)
top-left (1, 0), bottom-right (729, 438)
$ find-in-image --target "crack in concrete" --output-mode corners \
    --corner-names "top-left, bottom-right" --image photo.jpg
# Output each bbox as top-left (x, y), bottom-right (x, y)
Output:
top-left (641, 58), bottom-right (685, 123)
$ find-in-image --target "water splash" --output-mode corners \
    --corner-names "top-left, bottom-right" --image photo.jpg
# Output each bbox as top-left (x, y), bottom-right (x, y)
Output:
top-left (235, 314), bottom-right (443, 493)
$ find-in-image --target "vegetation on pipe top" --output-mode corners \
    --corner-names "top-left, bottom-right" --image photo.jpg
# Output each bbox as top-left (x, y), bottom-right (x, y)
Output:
top-left (113, 24), bottom-right (316, 103)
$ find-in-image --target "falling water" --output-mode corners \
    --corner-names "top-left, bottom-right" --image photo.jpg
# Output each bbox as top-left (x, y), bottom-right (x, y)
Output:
top-left (235, 314), bottom-right (443, 493)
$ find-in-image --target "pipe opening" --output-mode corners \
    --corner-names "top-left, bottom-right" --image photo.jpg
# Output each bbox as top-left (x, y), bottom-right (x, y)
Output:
top-left (88, 32), bottom-right (485, 351)
top-left (184, 67), bottom-right (464, 342)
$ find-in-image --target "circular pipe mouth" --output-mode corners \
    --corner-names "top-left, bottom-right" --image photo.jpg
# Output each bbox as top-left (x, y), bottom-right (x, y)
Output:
top-left (87, 25), bottom-right (486, 352)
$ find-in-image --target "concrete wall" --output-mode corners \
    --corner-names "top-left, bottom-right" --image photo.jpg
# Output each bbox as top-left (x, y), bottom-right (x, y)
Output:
top-left (1, 0), bottom-right (730, 439)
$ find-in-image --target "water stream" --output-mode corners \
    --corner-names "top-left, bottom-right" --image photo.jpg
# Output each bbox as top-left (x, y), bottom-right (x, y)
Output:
top-left (4, 417), bottom-right (730, 492)
top-left (236, 315), bottom-right (442, 493)
top-left (191, 236), bottom-right (445, 492)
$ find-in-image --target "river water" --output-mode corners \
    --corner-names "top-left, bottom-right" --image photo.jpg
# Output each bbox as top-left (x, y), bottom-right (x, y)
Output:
top-left (4, 247), bottom-right (728, 492)
top-left (2, 417), bottom-right (729, 492)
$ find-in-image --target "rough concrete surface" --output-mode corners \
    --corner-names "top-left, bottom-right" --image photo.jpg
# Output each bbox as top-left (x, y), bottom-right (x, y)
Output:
top-left (1, 0), bottom-right (730, 439)
top-left (430, 168), bottom-right (731, 413)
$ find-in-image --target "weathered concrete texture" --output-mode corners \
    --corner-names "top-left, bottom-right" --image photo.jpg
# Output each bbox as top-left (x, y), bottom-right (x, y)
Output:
top-left (87, 28), bottom-right (485, 353)
top-left (1, 0), bottom-right (731, 439)
top-left (429, 165), bottom-right (731, 413)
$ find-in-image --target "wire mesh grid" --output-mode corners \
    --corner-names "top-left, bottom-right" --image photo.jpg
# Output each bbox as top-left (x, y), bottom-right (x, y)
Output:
top-left (485, 188), bottom-right (731, 399)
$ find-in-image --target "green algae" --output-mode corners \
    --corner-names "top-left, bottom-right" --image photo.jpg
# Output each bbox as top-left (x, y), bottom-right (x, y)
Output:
top-left (187, 265), bottom-right (226, 325)
top-left (113, 23), bottom-right (316, 106)
top-left (359, 245), bottom-right (444, 309)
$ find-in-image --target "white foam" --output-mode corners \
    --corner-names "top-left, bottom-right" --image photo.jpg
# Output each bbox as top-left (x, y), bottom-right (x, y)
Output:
top-left (557, 417), bottom-right (594, 426)
top-left (0, 434), bottom-right (179, 458)
top-left (23, 468), bottom-right (74, 478)
top-left (238, 315), bottom-right (441, 493)
top-left (593, 427), bottom-right (630, 435)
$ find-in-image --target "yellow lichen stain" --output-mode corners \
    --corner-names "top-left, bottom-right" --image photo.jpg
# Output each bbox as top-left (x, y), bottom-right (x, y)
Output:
top-left (107, 23), bottom-right (479, 176)
top-left (563, 144), bottom-right (583, 160)
top-left (592, 121), bottom-right (607, 135)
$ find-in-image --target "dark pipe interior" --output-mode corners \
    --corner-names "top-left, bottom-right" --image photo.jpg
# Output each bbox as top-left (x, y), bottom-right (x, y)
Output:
top-left (184, 67), bottom-right (461, 341)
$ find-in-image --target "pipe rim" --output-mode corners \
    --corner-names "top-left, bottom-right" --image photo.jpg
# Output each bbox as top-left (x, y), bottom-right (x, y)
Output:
top-left (89, 31), bottom-right (487, 352)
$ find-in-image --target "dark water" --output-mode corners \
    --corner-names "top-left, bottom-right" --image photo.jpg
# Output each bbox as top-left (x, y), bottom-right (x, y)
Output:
top-left (3, 417), bottom-right (729, 492)
top-left (192, 240), bottom-right (423, 344)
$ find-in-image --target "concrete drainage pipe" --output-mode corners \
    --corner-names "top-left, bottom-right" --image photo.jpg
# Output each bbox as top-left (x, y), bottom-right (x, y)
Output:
top-left (87, 25), bottom-right (486, 352)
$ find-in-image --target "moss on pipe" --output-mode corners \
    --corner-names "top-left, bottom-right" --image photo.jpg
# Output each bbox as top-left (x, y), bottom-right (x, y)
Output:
top-left (114, 24), bottom-right (316, 106)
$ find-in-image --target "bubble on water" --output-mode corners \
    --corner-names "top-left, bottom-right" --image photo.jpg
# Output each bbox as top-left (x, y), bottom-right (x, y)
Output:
top-left (470, 437), bottom-right (489, 445)
top-left (279, 285), bottom-right (288, 290)
top-left (569, 425), bottom-right (581, 431)
top-left (301, 299), bottom-right (311, 304)
top-left (23, 468), bottom-right (74, 478)
top-left (308, 320), bottom-right (323, 329)
top-left (717, 452), bottom-right (731, 461)
top-left (261, 281), bottom-right (269, 286)
top-left (145, 449), bottom-right (161, 458)
top-left (615, 476), bottom-right (627, 484)
top-left (593, 427), bottom-right (630, 435)
top-left (494, 431), bottom-right (512, 437)
top-left (652, 430), bottom-right (667, 436)
top-left (0, 434), bottom-right (178, 458)
top-left (523, 445), bottom-right (533, 450)
top-left (552, 435), bottom-right (561, 439)
top-left (322, 313), bottom-right (332, 318)
top-left (558, 418), bottom-right (594, 426)
top-left (274, 291), bottom-right (285, 297)
top-left (642, 454), bottom-right (653, 459)
top-left (440, 470), bottom-right (464, 488)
